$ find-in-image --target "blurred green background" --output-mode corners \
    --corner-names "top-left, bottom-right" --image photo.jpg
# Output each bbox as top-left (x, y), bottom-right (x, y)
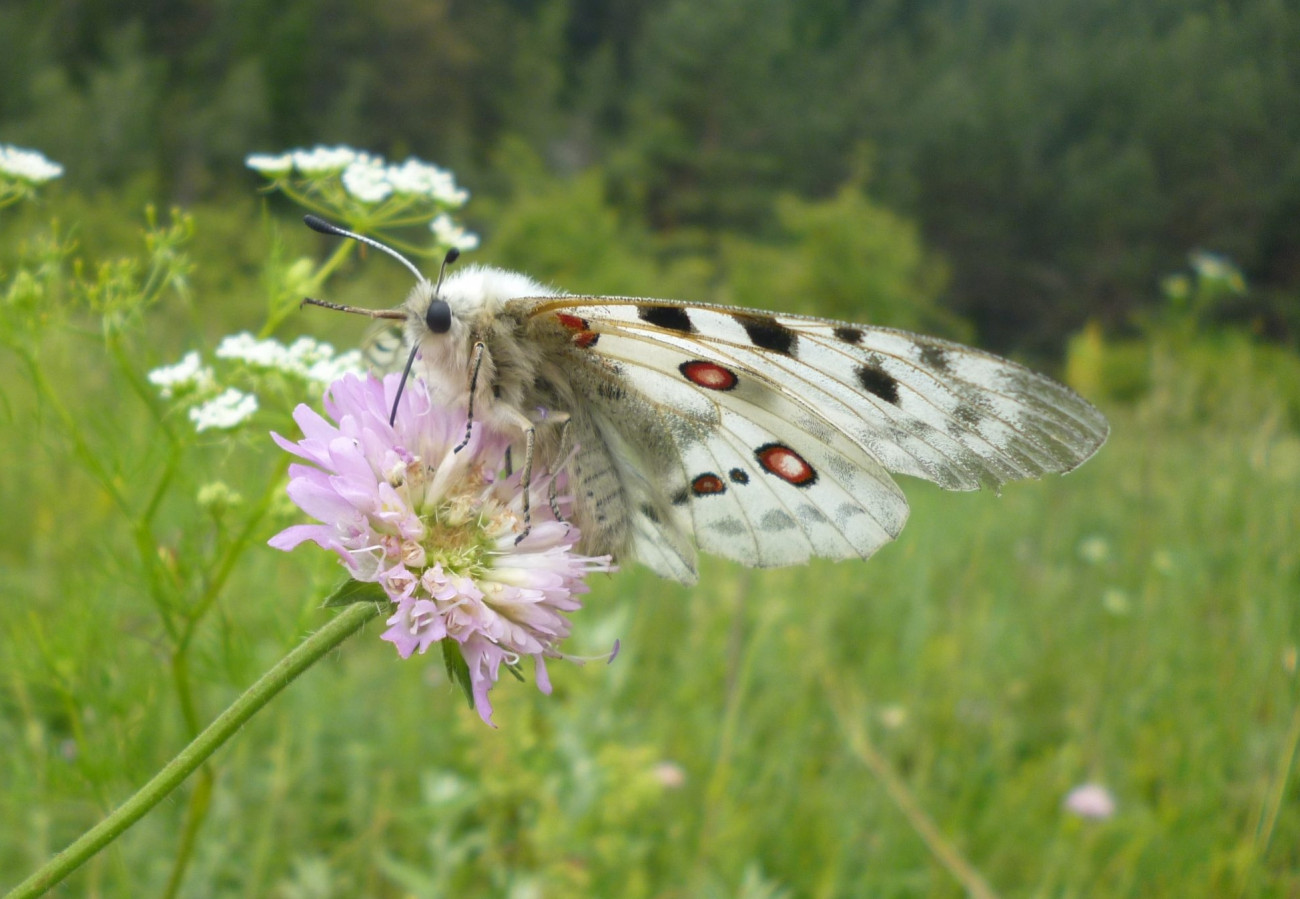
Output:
top-left (2, 1), bottom-right (1298, 896)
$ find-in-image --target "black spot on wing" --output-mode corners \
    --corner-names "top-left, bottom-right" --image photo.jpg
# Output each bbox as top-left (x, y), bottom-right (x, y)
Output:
top-left (955, 404), bottom-right (983, 428)
top-left (855, 364), bottom-right (900, 405)
top-left (728, 467), bottom-right (749, 484)
top-left (760, 509), bottom-right (796, 531)
top-left (639, 502), bottom-right (661, 524)
top-left (834, 326), bottom-right (863, 344)
top-left (638, 305), bottom-right (694, 333)
top-left (919, 343), bottom-right (951, 373)
top-left (737, 314), bottom-right (797, 356)
top-left (670, 487), bottom-right (690, 506)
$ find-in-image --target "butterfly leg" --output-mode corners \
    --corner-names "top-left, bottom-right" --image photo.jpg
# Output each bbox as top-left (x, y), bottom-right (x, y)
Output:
top-left (548, 418), bottom-right (572, 522)
top-left (454, 341), bottom-right (487, 454)
top-left (515, 424), bottom-right (536, 544)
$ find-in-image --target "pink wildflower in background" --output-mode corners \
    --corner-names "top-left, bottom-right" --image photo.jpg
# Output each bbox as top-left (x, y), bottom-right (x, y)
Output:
top-left (270, 372), bottom-right (613, 725)
top-left (1064, 783), bottom-right (1117, 821)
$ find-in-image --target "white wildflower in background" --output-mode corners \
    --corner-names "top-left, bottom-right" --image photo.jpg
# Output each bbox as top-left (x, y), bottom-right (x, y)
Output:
top-left (245, 152), bottom-right (294, 175)
top-left (150, 337), bottom-right (363, 434)
top-left (431, 213), bottom-right (480, 251)
top-left (215, 333), bottom-right (286, 368)
top-left (215, 333), bottom-right (363, 383)
top-left (245, 145), bottom-right (471, 221)
top-left (189, 388), bottom-right (258, 432)
top-left (1064, 783), bottom-right (1117, 821)
top-left (0, 144), bottom-right (64, 183)
top-left (387, 158), bottom-right (469, 206)
top-left (148, 352), bottom-right (215, 398)
top-left (341, 157), bottom-right (394, 203)
top-left (290, 146), bottom-right (358, 175)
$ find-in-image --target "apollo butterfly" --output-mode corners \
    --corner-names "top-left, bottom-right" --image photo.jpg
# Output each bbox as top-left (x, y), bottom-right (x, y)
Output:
top-left (302, 215), bottom-right (1108, 584)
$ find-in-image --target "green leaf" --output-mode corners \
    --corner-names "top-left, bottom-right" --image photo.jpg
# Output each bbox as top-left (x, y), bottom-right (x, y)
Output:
top-left (441, 640), bottom-right (475, 710)
top-left (322, 578), bottom-right (388, 608)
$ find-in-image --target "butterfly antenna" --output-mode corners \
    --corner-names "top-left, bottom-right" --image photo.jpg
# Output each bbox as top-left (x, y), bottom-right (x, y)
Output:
top-left (436, 247), bottom-right (460, 290)
top-left (389, 342), bottom-right (421, 427)
top-left (303, 214), bottom-right (427, 284)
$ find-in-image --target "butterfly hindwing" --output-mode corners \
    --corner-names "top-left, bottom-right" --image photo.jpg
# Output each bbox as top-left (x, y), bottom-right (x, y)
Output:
top-left (676, 406), bottom-right (908, 567)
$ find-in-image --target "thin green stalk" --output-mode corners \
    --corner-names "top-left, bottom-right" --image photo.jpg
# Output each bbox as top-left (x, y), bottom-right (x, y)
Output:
top-left (160, 768), bottom-right (212, 899)
top-left (3, 600), bottom-right (383, 899)
top-left (826, 677), bottom-right (1001, 899)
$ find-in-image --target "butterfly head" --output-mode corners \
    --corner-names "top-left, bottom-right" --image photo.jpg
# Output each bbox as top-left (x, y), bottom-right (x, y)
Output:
top-left (300, 215), bottom-right (462, 423)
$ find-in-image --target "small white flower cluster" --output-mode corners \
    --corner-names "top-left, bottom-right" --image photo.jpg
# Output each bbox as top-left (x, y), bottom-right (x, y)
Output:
top-left (0, 144), bottom-right (64, 183)
top-left (216, 332), bottom-right (364, 383)
top-left (190, 389), bottom-right (259, 432)
top-left (148, 335), bottom-right (364, 433)
top-left (431, 213), bottom-right (480, 251)
top-left (246, 146), bottom-right (469, 207)
top-left (147, 351), bottom-right (215, 398)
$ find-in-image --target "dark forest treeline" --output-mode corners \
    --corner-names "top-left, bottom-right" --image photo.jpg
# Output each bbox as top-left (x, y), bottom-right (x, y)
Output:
top-left (2, 0), bottom-right (1296, 353)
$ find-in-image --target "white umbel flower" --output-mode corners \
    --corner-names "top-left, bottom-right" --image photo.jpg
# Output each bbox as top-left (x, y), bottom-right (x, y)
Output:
top-left (0, 145), bottom-right (64, 183)
top-left (290, 146), bottom-right (359, 175)
top-left (147, 352), bottom-right (215, 398)
top-left (189, 388), bottom-right (258, 431)
top-left (431, 213), bottom-right (480, 251)
top-left (245, 152), bottom-right (294, 175)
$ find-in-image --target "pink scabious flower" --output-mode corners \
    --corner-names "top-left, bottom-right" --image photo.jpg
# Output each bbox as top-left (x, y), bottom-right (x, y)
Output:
top-left (269, 372), bottom-right (614, 725)
top-left (1063, 783), bottom-right (1117, 821)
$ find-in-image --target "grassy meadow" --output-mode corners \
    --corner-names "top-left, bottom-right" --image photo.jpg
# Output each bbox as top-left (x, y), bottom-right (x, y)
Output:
top-left (1, 192), bottom-right (1298, 899)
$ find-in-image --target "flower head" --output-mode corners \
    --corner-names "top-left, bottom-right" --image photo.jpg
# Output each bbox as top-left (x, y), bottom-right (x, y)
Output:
top-left (189, 388), bottom-right (258, 431)
top-left (215, 332), bottom-right (363, 383)
top-left (270, 372), bottom-right (613, 725)
top-left (431, 213), bottom-right (480, 251)
top-left (290, 145), bottom-right (359, 175)
top-left (0, 144), bottom-right (64, 183)
top-left (148, 351), bottom-right (214, 399)
top-left (1064, 783), bottom-right (1117, 821)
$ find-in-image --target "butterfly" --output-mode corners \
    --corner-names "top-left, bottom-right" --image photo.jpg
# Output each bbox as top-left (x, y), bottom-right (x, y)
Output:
top-left (302, 215), bottom-right (1108, 584)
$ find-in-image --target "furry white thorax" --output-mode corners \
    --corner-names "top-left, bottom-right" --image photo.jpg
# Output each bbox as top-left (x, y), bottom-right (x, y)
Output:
top-left (437, 264), bottom-right (558, 316)
top-left (403, 264), bottom-right (559, 429)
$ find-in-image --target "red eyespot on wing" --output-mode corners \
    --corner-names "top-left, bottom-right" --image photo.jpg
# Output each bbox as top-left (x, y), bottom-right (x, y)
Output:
top-left (556, 313), bottom-right (598, 348)
top-left (755, 443), bottom-right (817, 487)
top-left (691, 473), bottom-right (726, 496)
top-left (680, 360), bottom-right (738, 391)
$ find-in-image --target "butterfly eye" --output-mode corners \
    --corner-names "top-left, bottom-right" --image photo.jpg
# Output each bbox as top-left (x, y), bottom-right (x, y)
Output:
top-left (425, 298), bottom-right (452, 334)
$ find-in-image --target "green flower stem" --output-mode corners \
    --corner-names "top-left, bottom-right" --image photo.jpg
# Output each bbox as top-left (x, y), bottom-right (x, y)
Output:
top-left (3, 600), bottom-right (383, 899)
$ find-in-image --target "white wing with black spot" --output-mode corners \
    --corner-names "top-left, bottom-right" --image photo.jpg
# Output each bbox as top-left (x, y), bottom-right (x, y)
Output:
top-left (518, 296), bottom-right (1108, 575)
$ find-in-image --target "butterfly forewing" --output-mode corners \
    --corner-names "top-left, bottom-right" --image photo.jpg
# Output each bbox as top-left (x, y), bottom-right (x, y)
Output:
top-left (523, 297), bottom-right (1107, 487)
